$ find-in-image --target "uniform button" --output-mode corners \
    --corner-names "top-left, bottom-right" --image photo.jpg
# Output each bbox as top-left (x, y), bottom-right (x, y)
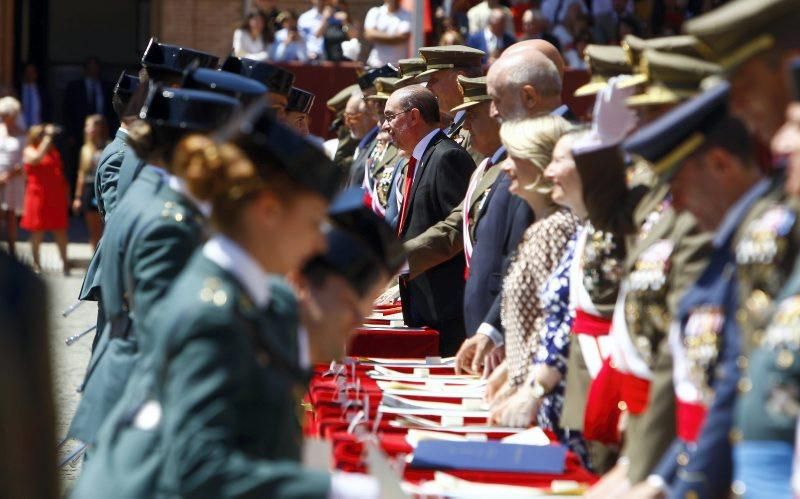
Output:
top-left (736, 356), bottom-right (748, 369)
top-left (777, 349), bottom-right (794, 369)
top-left (618, 401), bottom-right (628, 411)
top-left (677, 452), bottom-right (689, 466)
top-left (199, 287), bottom-right (213, 302)
top-left (212, 290), bottom-right (228, 307)
top-left (731, 480), bottom-right (746, 496)
top-left (174, 213), bottom-right (184, 222)
top-left (738, 378), bottom-right (753, 393)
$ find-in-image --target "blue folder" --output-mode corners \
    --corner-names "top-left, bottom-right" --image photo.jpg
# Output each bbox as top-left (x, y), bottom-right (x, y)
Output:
top-left (409, 441), bottom-right (568, 474)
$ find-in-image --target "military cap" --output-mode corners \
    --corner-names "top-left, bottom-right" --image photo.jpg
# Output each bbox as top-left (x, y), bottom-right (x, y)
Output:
top-left (217, 99), bottom-right (343, 201)
top-left (140, 38), bottom-right (219, 75)
top-left (113, 71), bottom-right (140, 98)
top-left (416, 45), bottom-right (486, 80)
top-left (399, 57), bottom-right (427, 77)
top-left (396, 57), bottom-right (427, 86)
top-left (683, 0), bottom-right (800, 69)
top-left (451, 75), bottom-right (490, 113)
top-left (181, 66), bottom-right (267, 105)
top-left (574, 45), bottom-right (635, 97)
top-left (624, 81), bottom-right (730, 179)
top-left (624, 50), bottom-right (723, 107)
top-left (317, 187), bottom-right (406, 295)
top-left (358, 64), bottom-right (399, 91)
top-left (286, 87), bottom-right (316, 114)
top-left (220, 56), bottom-right (295, 96)
top-left (327, 83), bottom-right (360, 113)
top-left (364, 77), bottom-right (400, 102)
top-left (622, 35), bottom-right (713, 67)
top-left (139, 86), bottom-right (240, 132)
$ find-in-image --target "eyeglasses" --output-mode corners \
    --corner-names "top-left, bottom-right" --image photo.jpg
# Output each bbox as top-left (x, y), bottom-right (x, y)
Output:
top-left (384, 108), bottom-right (413, 122)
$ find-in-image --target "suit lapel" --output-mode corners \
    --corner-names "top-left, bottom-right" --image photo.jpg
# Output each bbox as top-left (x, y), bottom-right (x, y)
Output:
top-left (406, 131), bottom-right (445, 216)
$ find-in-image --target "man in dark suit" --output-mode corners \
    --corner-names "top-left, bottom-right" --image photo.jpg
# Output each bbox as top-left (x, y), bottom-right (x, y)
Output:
top-left (466, 8), bottom-right (517, 63)
top-left (63, 57), bottom-right (115, 183)
top-left (17, 62), bottom-right (51, 127)
top-left (385, 85), bottom-right (476, 355)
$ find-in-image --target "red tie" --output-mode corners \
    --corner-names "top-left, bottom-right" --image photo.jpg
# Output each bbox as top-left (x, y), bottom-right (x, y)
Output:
top-left (396, 157), bottom-right (418, 236)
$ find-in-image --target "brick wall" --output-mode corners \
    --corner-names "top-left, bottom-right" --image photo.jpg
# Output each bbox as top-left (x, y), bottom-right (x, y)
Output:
top-left (155, 0), bottom-right (384, 60)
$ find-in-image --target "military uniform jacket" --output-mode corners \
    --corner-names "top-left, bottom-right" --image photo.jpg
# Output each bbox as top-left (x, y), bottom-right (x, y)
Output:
top-left (733, 173), bottom-right (800, 355)
top-left (612, 189), bottom-right (712, 483)
top-left (115, 146), bottom-right (146, 202)
top-left (733, 175), bottom-right (800, 446)
top-left (404, 146), bottom-right (505, 280)
top-left (72, 251), bottom-right (330, 498)
top-left (734, 258), bottom-right (800, 445)
top-left (69, 168), bottom-right (206, 445)
top-left (653, 178), bottom-right (772, 499)
top-left (77, 130), bottom-right (131, 303)
top-left (347, 126), bottom-right (379, 188)
top-left (94, 128), bottom-right (129, 221)
top-left (445, 111), bottom-right (485, 167)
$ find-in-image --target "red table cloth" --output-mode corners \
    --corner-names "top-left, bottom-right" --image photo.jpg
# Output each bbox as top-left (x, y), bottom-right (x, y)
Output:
top-left (347, 326), bottom-right (439, 358)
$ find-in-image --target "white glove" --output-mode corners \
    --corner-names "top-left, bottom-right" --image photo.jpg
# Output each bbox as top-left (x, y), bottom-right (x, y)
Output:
top-left (592, 75), bottom-right (639, 145)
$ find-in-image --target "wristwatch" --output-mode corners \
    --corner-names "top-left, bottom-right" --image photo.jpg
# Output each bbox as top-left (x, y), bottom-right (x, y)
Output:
top-left (531, 380), bottom-right (547, 399)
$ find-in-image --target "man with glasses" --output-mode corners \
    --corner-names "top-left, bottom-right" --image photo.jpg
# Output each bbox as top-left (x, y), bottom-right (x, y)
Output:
top-left (384, 85), bottom-right (476, 355)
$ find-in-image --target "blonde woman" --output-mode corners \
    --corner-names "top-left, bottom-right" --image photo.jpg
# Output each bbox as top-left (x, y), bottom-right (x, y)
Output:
top-left (0, 96), bottom-right (26, 256)
top-left (484, 116), bottom-right (582, 421)
top-left (489, 123), bottom-right (591, 466)
top-left (72, 114), bottom-right (108, 250)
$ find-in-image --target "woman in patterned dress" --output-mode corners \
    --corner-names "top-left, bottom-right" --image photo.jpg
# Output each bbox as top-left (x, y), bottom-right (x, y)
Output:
top-left (490, 128), bottom-right (595, 462)
top-left (485, 117), bottom-right (582, 426)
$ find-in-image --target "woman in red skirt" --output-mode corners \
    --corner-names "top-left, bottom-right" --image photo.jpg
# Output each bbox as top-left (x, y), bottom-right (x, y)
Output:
top-left (21, 124), bottom-right (69, 273)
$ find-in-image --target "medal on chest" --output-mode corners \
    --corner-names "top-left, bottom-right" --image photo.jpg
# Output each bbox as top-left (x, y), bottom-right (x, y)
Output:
top-left (736, 205), bottom-right (795, 267)
top-left (684, 305), bottom-right (724, 401)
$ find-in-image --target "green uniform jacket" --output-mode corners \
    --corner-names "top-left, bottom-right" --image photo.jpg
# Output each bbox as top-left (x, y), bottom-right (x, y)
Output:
top-left (77, 131), bottom-right (134, 303)
top-left (69, 168), bottom-right (206, 445)
top-left (72, 253), bottom-right (330, 498)
top-left (404, 162), bottom-right (501, 280)
top-left (733, 174), bottom-right (800, 355)
top-left (95, 128), bottom-right (129, 221)
top-left (620, 200), bottom-right (712, 483)
top-left (734, 258), bottom-right (800, 444)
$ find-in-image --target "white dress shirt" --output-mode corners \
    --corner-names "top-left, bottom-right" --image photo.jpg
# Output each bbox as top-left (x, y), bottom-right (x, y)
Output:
top-left (364, 4), bottom-right (411, 67)
top-left (297, 7), bottom-right (326, 58)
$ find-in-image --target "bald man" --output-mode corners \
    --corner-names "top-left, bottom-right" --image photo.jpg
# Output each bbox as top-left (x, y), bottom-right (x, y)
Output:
top-left (486, 39), bottom-right (575, 124)
top-left (455, 38), bottom-right (571, 375)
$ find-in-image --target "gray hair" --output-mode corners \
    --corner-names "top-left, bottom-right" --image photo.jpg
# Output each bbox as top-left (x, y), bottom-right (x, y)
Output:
top-left (505, 55), bottom-right (562, 98)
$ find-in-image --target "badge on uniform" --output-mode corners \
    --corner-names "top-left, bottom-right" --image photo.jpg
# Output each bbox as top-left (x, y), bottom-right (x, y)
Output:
top-left (736, 205), bottom-right (796, 266)
top-left (763, 295), bottom-right (800, 357)
top-left (684, 305), bottom-right (724, 401)
top-left (630, 239), bottom-right (674, 293)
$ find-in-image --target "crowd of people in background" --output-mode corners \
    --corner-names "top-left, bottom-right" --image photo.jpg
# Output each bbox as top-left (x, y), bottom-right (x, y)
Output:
top-left (233, 0), bottom-right (726, 69)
